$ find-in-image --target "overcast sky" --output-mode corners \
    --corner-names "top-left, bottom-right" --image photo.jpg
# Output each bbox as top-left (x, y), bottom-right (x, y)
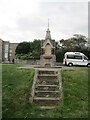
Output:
top-left (0, 0), bottom-right (88, 43)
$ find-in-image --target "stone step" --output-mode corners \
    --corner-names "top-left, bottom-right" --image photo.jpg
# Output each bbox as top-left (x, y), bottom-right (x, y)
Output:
top-left (38, 75), bottom-right (57, 80)
top-left (35, 85), bottom-right (59, 91)
top-left (36, 79), bottom-right (59, 85)
top-left (30, 69), bottom-right (63, 107)
top-left (38, 70), bottom-right (58, 75)
top-left (33, 97), bottom-right (60, 106)
top-left (36, 85), bottom-right (58, 87)
top-left (40, 106), bottom-right (57, 109)
top-left (35, 90), bottom-right (60, 93)
top-left (37, 78), bottom-right (58, 81)
top-left (35, 91), bottom-right (60, 97)
top-left (38, 74), bottom-right (57, 77)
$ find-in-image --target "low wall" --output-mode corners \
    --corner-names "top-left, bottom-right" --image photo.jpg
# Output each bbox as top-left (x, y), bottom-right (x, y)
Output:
top-left (15, 59), bottom-right (40, 65)
top-left (55, 62), bottom-right (63, 66)
top-left (15, 59), bottom-right (63, 66)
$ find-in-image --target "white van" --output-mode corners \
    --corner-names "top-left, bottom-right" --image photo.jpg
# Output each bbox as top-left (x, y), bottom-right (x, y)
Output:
top-left (63, 52), bottom-right (90, 67)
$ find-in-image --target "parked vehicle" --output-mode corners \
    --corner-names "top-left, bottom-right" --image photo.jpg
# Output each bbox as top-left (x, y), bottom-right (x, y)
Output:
top-left (63, 52), bottom-right (90, 67)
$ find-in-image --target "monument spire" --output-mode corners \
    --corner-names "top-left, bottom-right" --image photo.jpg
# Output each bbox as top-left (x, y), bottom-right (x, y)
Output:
top-left (48, 19), bottom-right (49, 28)
top-left (45, 19), bottom-right (51, 39)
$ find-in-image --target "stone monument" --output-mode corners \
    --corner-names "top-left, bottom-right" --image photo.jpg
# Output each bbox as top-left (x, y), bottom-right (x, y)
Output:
top-left (40, 22), bottom-right (56, 67)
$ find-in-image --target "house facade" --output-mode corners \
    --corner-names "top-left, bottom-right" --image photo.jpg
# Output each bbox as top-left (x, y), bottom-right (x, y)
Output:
top-left (0, 39), bottom-right (18, 63)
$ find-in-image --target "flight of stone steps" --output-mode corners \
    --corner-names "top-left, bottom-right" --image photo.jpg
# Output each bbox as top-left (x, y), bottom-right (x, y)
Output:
top-left (30, 69), bottom-right (63, 108)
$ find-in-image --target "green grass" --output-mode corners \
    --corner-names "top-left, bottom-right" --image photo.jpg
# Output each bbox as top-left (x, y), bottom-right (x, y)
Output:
top-left (2, 64), bottom-right (88, 118)
top-left (2, 64), bottom-right (35, 118)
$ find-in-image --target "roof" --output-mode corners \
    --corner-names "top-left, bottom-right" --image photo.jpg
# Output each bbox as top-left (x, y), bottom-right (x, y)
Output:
top-left (41, 39), bottom-right (55, 47)
top-left (65, 52), bottom-right (84, 56)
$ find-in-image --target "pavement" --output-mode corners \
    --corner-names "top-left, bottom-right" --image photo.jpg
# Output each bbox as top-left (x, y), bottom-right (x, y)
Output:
top-left (18, 64), bottom-right (76, 71)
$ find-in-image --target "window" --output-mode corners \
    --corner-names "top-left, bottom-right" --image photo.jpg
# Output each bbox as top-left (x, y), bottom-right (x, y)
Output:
top-left (67, 55), bottom-right (82, 60)
top-left (5, 53), bottom-right (8, 58)
top-left (74, 55), bottom-right (82, 60)
top-left (67, 55), bottom-right (74, 59)
top-left (84, 56), bottom-right (89, 60)
top-left (5, 44), bottom-right (8, 59)
top-left (5, 44), bottom-right (8, 53)
top-left (9, 53), bottom-right (12, 56)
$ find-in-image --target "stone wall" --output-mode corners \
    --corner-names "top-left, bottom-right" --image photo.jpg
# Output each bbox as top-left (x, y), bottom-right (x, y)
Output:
top-left (15, 59), bottom-right (40, 65)
top-left (15, 59), bottom-right (63, 66)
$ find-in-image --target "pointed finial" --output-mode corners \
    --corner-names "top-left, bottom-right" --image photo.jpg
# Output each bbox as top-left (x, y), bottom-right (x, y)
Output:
top-left (45, 19), bottom-right (51, 39)
top-left (48, 19), bottom-right (49, 28)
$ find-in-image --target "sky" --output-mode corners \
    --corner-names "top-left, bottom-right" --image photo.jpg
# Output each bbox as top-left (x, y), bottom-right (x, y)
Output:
top-left (0, 0), bottom-right (88, 43)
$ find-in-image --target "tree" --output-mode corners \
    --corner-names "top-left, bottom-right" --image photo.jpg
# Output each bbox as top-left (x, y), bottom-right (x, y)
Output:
top-left (15, 42), bottom-right (30, 54)
top-left (55, 41), bottom-right (66, 62)
top-left (59, 34), bottom-right (90, 59)
top-left (73, 34), bottom-right (87, 50)
top-left (30, 39), bottom-right (41, 58)
top-left (60, 34), bottom-right (87, 51)
top-left (60, 38), bottom-right (75, 50)
top-left (15, 40), bottom-right (41, 60)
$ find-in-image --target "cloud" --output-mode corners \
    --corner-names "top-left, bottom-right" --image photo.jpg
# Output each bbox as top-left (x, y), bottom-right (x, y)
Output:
top-left (0, 0), bottom-right (88, 43)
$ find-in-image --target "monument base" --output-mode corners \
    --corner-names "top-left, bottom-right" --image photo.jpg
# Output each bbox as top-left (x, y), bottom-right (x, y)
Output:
top-left (40, 55), bottom-right (56, 67)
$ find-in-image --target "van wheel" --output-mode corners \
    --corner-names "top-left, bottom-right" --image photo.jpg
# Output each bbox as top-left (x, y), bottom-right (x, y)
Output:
top-left (87, 64), bottom-right (90, 67)
top-left (68, 63), bottom-right (73, 67)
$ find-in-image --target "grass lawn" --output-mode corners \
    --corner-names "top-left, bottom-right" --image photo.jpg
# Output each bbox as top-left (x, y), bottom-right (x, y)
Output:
top-left (2, 64), bottom-right (88, 118)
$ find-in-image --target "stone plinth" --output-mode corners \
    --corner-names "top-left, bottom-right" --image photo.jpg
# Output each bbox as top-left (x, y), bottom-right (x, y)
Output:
top-left (40, 55), bottom-right (56, 67)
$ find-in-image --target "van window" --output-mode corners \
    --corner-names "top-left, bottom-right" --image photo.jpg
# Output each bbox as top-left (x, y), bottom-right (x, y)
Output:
top-left (67, 55), bottom-right (74, 59)
top-left (84, 56), bottom-right (89, 60)
top-left (67, 55), bottom-right (82, 59)
top-left (74, 55), bottom-right (82, 60)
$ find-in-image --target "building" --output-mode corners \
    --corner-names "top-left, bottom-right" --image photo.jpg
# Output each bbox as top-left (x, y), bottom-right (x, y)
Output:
top-left (0, 39), bottom-right (3, 63)
top-left (0, 39), bottom-right (18, 63)
top-left (40, 27), bottom-right (56, 67)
